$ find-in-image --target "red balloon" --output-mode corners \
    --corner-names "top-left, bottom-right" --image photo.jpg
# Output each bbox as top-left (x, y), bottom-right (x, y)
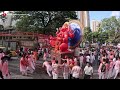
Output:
top-left (59, 43), bottom-right (68, 52)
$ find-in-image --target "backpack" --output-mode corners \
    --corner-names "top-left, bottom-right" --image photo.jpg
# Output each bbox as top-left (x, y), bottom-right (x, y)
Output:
top-left (101, 63), bottom-right (106, 72)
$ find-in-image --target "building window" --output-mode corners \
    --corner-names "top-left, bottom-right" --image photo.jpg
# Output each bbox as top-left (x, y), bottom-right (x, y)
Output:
top-left (3, 37), bottom-right (5, 40)
top-left (10, 37), bottom-right (12, 39)
top-left (6, 37), bottom-right (8, 39)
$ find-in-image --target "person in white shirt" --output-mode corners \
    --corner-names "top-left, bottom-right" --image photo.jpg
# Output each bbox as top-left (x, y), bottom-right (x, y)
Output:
top-left (86, 54), bottom-right (90, 63)
top-left (90, 53), bottom-right (95, 64)
top-left (84, 62), bottom-right (93, 79)
top-left (71, 62), bottom-right (82, 79)
top-left (52, 60), bottom-right (59, 79)
top-left (42, 60), bottom-right (52, 77)
top-left (113, 57), bottom-right (120, 79)
top-left (61, 60), bottom-right (70, 79)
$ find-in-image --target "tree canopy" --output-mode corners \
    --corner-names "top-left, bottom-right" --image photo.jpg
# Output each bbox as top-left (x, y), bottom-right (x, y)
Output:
top-left (83, 16), bottom-right (120, 45)
top-left (13, 11), bottom-right (77, 35)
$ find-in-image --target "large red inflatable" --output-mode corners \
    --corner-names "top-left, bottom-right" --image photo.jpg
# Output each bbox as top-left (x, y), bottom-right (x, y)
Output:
top-left (49, 20), bottom-right (83, 52)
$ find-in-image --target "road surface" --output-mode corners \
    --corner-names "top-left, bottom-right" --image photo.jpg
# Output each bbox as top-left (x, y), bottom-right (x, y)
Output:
top-left (8, 57), bottom-right (100, 79)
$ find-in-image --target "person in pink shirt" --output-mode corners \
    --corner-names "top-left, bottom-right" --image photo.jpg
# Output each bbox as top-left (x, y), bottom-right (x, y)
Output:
top-left (42, 60), bottom-right (52, 77)
top-left (0, 57), bottom-right (11, 79)
top-left (20, 54), bottom-right (29, 76)
top-left (113, 57), bottom-right (120, 79)
top-left (98, 58), bottom-right (106, 79)
top-left (26, 55), bottom-right (35, 74)
top-left (109, 54), bottom-right (114, 60)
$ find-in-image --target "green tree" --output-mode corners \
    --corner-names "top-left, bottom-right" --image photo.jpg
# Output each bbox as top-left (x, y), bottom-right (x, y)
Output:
top-left (83, 27), bottom-right (92, 43)
top-left (14, 11), bottom-right (77, 35)
top-left (99, 16), bottom-right (120, 43)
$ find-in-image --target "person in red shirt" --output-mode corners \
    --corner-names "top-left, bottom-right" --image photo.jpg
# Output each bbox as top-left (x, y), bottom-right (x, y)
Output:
top-left (20, 54), bottom-right (29, 76)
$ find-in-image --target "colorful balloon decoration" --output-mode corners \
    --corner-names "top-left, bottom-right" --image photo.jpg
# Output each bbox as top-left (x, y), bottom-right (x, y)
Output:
top-left (49, 20), bottom-right (83, 52)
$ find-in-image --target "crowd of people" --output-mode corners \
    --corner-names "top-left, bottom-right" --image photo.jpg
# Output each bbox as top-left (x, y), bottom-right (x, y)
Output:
top-left (41, 46), bottom-right (120, 79)
top-left (0, 45), bottom-right (120, 79)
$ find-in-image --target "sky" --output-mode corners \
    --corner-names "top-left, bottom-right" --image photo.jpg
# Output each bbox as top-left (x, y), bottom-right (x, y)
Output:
top-left (90, 11), bottom-right (120, 21)
top-left (89, 11), bottom-right (120, 27)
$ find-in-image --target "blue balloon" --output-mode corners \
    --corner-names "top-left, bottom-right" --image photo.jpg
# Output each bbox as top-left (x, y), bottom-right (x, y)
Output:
top-left (68, 23), bottom-right (82, 48)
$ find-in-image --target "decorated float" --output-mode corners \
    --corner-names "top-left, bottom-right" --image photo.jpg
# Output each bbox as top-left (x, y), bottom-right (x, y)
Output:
top-left (49, 20), bottom-right (83, 64)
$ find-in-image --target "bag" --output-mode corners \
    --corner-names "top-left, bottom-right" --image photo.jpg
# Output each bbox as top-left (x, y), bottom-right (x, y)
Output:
top-left (101, 63), bottom-right (106, 72)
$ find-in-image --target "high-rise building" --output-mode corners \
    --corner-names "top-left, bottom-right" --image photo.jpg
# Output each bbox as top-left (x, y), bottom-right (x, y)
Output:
top-left (91, 20), bottom-right (100, 32)
top-left (76, 11), bottom-right (90, 34)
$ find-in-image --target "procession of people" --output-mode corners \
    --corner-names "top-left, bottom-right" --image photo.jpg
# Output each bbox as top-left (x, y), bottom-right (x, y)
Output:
top-left (0, 44), bottom-right (120, 79)
top-left (17, 45), bottom-right (120, 79)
